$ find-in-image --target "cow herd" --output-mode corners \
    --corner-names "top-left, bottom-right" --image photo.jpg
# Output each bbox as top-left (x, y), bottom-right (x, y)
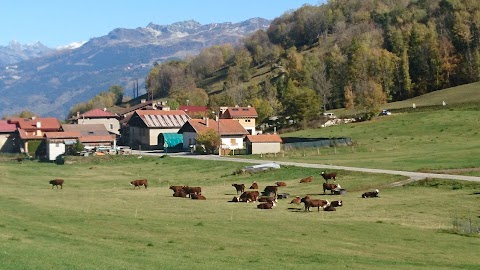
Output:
top-left (47, 170), bottom-right (380, 212)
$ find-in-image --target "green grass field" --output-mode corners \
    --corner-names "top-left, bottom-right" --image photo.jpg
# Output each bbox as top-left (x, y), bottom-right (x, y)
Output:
top-left (1, 155), bottom-right (479, 269)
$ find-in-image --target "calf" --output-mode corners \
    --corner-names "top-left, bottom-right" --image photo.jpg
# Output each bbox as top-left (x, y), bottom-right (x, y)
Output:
top-left (191, 194), bottom-right (206, 200)
top-left (257, 201), bottom-right (276, 209)
top-left (330, 200), bottom-right (343, 207)
top-left (300, 176), bottom-right (313, 183)
top-left (263, 185), bottom-right (278, 197)
top-left (321, 171), bottom-right (337, 181)
top-left (131, 179), bottom-right (148, 189)
top-left (232, 183), bottom-right (245, 195)
top-left (249, 182), bottom-right (258, 189)
top-left (362, 189), bottom-right (379, 198)
top-left (275, 181), bottom-right (287, 187)
top-left (49, 179), bottom-right (64, 189)
top-left (323, 183), bottom-right (341, 194)
top-left (290, 196), bottom-right (302, 204)
top-left (301, 196), bottom-right (329, 212)
top-left (240, 191), bottom-right (259, 203)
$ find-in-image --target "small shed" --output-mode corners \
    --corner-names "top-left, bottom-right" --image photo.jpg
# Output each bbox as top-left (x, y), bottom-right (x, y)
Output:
top-left (158, 133), bottom-right (183, 151)
top-left (246, 134), bottom-right (282, 155)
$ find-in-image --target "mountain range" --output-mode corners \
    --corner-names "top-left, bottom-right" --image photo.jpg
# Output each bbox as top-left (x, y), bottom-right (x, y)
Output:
top-left (0, 18), bottom-right (270, 119)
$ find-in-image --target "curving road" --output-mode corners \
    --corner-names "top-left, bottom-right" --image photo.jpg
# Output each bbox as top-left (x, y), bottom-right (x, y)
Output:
top-left (133, 150), bottom-right (480, 183)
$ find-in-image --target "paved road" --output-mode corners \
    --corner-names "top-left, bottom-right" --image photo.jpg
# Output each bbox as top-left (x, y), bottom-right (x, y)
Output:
top-left (132, 150), bottom-right (480, 183)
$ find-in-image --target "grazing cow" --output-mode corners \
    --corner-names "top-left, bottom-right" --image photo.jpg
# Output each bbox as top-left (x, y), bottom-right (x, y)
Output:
top-left (249, 182), bottom-right (259, 189)
top-left (232, 183), bottom-right (245, 195)
top-left (263, 185), bottom-right (278, 197)
top-left (290, 196), bottom-right (302, 204)
top-left (173, 190), bottom-right (188, 197)
top-left (300, 176), bottom-right (313, 183)
top-left (321, 172), bottom-right (337, 181)
top-left (362, 189), bottom-right (379, 198)
top-left (258, 196), bottom-right (277, 203)
top-left (275, 181), bottom-right (287, 187)
top-left (257, 201), bottom-right (276, 209)
top-left (183, 186), bottom-right (202, 197)
top-left (330, 200), bottom-right (343, 207)
top-left (301, 196), bottom-right (329, 212)
top-left (131, 179), bottom-right (148, 189)
top-left (240, 191), bottom-right (260, 203)
top-left (323, 205), bottom-right (337, 211)
top-left (323, 183), bottom-right (341, 194)
top-left (191, 194), bottom-right (206, 200)
top-left (169, 185), bottom-right (184, 193)
top-left (49, 179), bottom-right (64, 189)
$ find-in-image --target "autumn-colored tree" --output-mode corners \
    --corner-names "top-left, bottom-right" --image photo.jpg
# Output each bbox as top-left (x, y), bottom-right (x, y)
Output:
top-left (196, 129), bottom-right (221, 154)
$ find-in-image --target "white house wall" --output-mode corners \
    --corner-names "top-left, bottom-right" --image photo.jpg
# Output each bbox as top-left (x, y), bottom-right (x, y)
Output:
top-left (221, 137), bottom-right (244, 150)
top-left (251, 142), bottom-right (281, 154)
top-left (148, 128), bottom-right (179, 146)
top-left (47, 142), bottom-right (66, 161)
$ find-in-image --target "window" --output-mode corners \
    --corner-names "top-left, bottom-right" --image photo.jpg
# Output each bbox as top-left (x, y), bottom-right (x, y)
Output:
top-left (230, 138), bottom-right (237, 146)
top-left (245, 119), bottom-right (251, 123)
top-left (109, 124), bottom-right (114, 130)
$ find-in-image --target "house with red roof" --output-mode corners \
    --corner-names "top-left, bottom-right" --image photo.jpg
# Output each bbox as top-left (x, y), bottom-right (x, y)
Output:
top-left (178, 105), bottom-right (210, 118)
top-left (219, 106), bottom-right (258, 135)
top-left (178, 118), bottom-right (249, 154)
top-left (44, 132), bottom-right (81, 161)
top-left (125, 109), bottom-right (190, 150)
top-left (0, 120), bottom-right (19, 153)
top-left (62, 124), bottom-right (116, 150)
top-left (8, 117), bottom-right (61, 156)
top-left (70, 108), bottom-right (120, 135)
top-left (245, 134), bottom-right (283, 154)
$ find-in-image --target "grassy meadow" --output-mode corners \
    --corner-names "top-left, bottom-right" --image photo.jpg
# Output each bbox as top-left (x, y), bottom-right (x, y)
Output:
top-left (255, 106), bottom-right (480, 175)
top-left (1, 155), bottom-right (479, 269)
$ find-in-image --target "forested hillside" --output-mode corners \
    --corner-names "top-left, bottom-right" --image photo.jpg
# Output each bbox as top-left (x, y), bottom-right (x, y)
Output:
top-left (75, 0), bottom-right (480, 126)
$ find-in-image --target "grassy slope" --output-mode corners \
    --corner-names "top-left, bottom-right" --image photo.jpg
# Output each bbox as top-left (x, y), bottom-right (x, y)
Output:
top-left (1, 156), bottom-right (479, 269)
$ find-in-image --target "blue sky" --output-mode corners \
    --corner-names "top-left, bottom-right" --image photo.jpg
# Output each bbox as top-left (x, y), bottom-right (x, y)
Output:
top-left (1, 0), bottom-right (325, 48)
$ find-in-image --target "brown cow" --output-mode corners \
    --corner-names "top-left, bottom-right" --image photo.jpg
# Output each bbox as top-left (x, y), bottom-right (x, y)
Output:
top-left (290, 196), bottom-right (302, 204)
top-left (183, 186), bottom-right (202, 197)
top-left (258, 196), bottom-right (277, 203)
top-left (169, 185), bottom-right (184, 193)
top-left (173, 189), bottom-right (188, 197)
top-left (321, 171), bottom-right (337, 181)
top-left (191, 194), bottom-right (206, 200)
top-left (232, 183), bottom-right (245, 195)
top-left (257, 201), bottom-right (276, 209)
top-left (275, 181), bottom-right (287, 187)
top-left (263, 185), bottom-right (278, 197)
top-left (300, 176), bottom-right (313, 183)
top-left (239, 191), bottom-right (260, 203)
top-left (301, 196), bottom-right (329, 212)
top-left (131, 179), bottom-right (148, 189)
top-left (249, 182), bottom-right (258, 189)
top-left (49, 179), bottom-right (64, 189)
top-left (323, 183), bottom-right (341, 194)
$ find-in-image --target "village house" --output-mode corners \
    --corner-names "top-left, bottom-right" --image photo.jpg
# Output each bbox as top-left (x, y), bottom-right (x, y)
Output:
top-left (125, 109), bottom-right (190, 150)
top-left (44, 131), bottom-right (80, 161)
top-left (9, 117), bottom-right (61, 156)
top-left (245, 134), bottom-right (283, 154)
top-left (178, 118), bottom-right (249, 155)
top-left (70, 108), bottom-right (120, 135)
top-left (219, 106), bottom-right (258, 135)
top-left (178, 105), bottom-right (210, 119)
top-left (0, 120), bottom-right (18, 153)
top-left (62, 124), bottom-right (116, 151)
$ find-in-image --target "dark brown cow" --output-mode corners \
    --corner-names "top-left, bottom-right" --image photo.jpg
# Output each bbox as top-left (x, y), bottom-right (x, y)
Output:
top-left (323, 205), bottom-right (337, 211)
top-left (321, 172), bottom-right (337, 181)
top-left (275, 181), bottom-right (287, 187)
top-left (131, 179), bottom-right (148, 189)
top-left (301, 196), bottom-right (329, 212)
top-left (263, 185), bottom-right (278, 197)
top-left (169, 185), bottom-right (184, 193)
top-left (330, 200), bottom-right (343, 207)
top-left (232, 183), bottom-right (245, 195)
top-left (173, 189), bottom-right (188, 197)
top-left (249, 182), bottom-right (258, 189)
top-left (323, 183), bottom-right (341, 194)
top-left (191, 194), bottom-right (206, 200)
top-left (240, 191), bottom-right (260, 203)
top-left (300, 176), bottom-right (313, 183)
top-left (49, 179), bottom-right (64, 189)
top-left (290, 196), bottom-right (302, 204)
top-left (258, 196), bottom-right (277, 203)
top-left (362, 189), bottom-right (379, 198)
top-left (257, 202), bottom-right (276, 209)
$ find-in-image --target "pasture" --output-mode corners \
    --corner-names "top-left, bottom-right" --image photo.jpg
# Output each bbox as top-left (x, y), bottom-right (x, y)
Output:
top-left (1, 155), bottom-right (479, 269)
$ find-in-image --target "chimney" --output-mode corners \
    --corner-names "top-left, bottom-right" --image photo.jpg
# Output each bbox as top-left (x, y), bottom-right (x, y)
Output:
top-left (31, 116), bottom-right (36, 120)
top-left (103, 107), bottom-right (107, 111)
top-left (36, 121), bottom-right (41, 128)
top-left (76, 112), bottom-right (80, 118)
top-left (205, 117), bottom-right (209, 127)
